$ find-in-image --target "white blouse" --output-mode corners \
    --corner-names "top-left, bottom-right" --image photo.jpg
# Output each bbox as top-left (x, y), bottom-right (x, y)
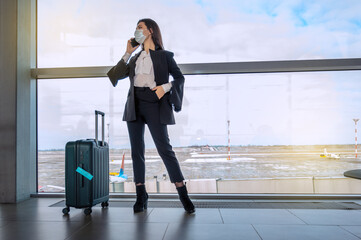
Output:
top-left (122, 51), bottom-right (172, 93)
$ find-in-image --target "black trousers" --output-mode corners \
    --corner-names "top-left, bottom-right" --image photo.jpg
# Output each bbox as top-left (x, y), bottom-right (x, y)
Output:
top-left (127, 87), bottom-right (185, 184)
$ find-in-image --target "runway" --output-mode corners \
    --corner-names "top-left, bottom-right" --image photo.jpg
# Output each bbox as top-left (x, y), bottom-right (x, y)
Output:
top-left (38, 144), bottom-right (361, 192)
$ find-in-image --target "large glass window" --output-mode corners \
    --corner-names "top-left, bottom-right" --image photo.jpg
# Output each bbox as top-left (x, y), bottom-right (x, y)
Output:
top-left (37, 71), bottom-right (361, 192)
top-left (38, 0), bottom-right (361, 67)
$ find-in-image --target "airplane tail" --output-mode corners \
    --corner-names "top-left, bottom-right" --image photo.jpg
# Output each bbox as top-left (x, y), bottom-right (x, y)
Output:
top-left (118, 151), bottom-right (128, 179)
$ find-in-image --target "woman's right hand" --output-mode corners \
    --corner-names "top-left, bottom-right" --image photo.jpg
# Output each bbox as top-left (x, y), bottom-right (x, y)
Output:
top-left (126, 38), bottom-right (140, 54)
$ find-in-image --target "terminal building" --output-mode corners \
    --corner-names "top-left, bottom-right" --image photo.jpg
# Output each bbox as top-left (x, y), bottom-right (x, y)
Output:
top-left (1, 0), bottom-right (361, 239)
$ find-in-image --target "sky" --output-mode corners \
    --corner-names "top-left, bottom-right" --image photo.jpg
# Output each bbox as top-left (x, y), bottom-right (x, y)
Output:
top-left (37, 0), bottom-right (361, 149)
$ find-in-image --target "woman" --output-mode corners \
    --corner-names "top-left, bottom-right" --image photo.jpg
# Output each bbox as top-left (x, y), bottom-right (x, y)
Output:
top-left (107, 18), bottom-right (195, 214)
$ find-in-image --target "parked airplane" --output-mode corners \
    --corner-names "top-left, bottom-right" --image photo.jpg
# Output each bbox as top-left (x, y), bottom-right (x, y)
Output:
top-left (320, 148), bottom-right (340, 159)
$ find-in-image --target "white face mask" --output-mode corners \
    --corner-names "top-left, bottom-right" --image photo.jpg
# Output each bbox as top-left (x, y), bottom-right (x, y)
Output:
top-left (134, 29), bottom-right (146, 44)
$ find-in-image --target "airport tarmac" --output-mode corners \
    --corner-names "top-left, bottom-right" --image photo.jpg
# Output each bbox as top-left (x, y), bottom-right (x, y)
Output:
top-left (38, 145), bottom-right (361, 192)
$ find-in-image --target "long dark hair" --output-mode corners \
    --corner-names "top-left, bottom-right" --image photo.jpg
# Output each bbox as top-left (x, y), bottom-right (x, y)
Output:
top-left (137, 18), bottom-right (164, 50)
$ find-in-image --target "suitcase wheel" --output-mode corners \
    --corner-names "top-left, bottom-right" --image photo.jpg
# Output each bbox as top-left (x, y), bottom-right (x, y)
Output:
top-left (62, 207), bottom-right (70, 215)
top-left (101, 202), bottom-right (109, 208)
top-left (84, 207), bottom-right (92, 215)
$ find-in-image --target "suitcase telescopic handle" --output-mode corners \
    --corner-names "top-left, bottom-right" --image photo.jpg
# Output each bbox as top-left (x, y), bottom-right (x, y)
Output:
top-left (95, 110), bottom-right (105, 146)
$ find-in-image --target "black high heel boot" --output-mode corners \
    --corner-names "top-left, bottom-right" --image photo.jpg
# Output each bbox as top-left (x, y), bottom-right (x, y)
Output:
top-left (133, 184), bottom-right (148, 213)
top-left (176, 182), bottom-right (195, 214)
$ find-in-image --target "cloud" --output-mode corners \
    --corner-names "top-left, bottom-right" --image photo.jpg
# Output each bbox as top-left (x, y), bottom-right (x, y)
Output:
top-left (38, 0), bottom-right (361, 65)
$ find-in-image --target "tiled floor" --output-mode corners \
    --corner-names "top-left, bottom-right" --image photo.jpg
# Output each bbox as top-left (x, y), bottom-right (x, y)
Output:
top-left (1, 198), bottom-right (361, 240)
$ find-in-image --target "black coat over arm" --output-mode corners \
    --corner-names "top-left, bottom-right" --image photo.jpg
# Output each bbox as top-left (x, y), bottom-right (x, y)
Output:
top-left (107, 47), bottom-right (185, 125)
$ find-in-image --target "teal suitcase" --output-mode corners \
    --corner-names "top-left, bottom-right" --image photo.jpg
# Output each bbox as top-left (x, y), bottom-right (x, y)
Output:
top-left (63, 110), bottom-right (109, 215)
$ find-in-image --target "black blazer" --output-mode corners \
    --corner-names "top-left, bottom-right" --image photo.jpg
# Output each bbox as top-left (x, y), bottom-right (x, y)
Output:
top-left (107, 46), bottom-right (185, 125)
